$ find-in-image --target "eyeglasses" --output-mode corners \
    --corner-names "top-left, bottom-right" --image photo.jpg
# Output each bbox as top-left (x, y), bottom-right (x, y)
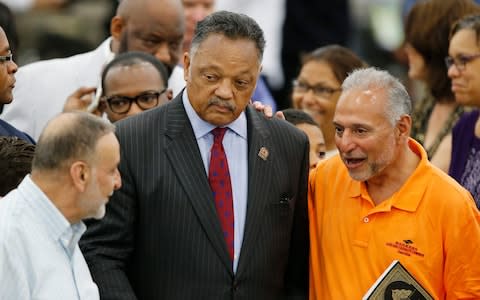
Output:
top-left (0, 53), bottom-right (13, 64)
top-left (292, 80), bottom-right (341, 98)
top-left (103, 89), bottom-right (167, 114)
top-left (445, 53), bottom-right (480, 71)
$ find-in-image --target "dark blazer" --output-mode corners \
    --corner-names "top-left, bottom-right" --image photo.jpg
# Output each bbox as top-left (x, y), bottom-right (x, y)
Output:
top-left (0, 119), bottom-right (35, 144)
top-left (80, 94), bottom-right (309, 299)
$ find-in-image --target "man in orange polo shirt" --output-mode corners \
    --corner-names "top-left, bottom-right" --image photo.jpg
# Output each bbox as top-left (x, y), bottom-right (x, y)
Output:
top-left (309, 67), bottom-right (480, 299)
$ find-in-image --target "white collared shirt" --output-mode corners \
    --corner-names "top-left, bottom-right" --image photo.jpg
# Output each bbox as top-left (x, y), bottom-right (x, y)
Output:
top-left (0, 176), bottom-right (99, 300)
top-left (182, 90), bottom-right (248, 273)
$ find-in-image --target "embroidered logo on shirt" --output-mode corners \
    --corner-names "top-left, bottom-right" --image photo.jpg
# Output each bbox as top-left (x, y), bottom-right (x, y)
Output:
top-left (386, 240), bottom-right (425, 258)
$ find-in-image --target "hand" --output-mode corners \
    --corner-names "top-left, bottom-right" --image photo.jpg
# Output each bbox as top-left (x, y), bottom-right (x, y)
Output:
top-left (251, 101), bottom-right (285, 120)
top-left (63, 86), bottom-right (104, 117)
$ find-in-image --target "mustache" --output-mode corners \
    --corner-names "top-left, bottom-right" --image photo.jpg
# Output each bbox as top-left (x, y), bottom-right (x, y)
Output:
top-left (208, 97), bottom-right (236, 112)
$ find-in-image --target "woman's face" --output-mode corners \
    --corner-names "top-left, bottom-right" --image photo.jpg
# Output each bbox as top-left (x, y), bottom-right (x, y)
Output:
top-left (404, 43), bottom-right (427, 80)
top-left (291, 60), bottom-right (342, 128)
top-left (448, 28), bottom-right (480, 107)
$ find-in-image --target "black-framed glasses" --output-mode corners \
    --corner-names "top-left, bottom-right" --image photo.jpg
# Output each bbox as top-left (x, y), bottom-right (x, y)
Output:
top-left (445, 53), bottom-right (480, 71)
top-left (103, 89), bottom-right (167, 114)
top-left (292, 79), bottom-right (341, 98)
top-left (0, 53), bottom-right (13, 64)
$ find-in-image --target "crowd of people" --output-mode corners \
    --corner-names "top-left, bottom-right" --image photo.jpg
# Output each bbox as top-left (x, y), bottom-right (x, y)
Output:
top-left (0, 0), bottom-right (479, 299)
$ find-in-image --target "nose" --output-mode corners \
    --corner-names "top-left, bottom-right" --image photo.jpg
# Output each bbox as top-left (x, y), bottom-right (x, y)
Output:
top-left (301, 90), bottom-right (318, 108)
top-left (309, 151), bottom-right (320, 170)
top-left (215, 79), bottom-right (233, 99)
top-left (8, 59), bottom-right (17, 74)
top-left (113, 169), bottom-right (122, 190)
top-left (153, 43), bottom-right (172, 65)
top-left (126, 102), bottom-right (144, 117)
top-left (336, 129), bottom-right (356, 153)
top-left (447, 63), bottom-right (460, 78)
top-left (192, 7), bottom-right (208, 22)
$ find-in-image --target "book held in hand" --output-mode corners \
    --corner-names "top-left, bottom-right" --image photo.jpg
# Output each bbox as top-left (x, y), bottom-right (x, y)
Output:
top-left (362, 260), bottom-right (433, 300)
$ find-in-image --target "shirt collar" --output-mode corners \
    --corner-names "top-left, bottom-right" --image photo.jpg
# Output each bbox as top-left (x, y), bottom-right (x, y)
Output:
top-left (182, 89), bottom-right (247, 140)
top-left (348, 138), bottom-right (431, 212)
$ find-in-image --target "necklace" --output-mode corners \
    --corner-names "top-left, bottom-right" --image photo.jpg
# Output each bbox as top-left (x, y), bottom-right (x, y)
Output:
top-left (411, 96), bottom-right (464, 159)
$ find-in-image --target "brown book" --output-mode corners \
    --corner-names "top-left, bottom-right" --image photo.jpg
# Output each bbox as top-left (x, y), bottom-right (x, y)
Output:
top-left (362, 260), bottom-right (433, 300)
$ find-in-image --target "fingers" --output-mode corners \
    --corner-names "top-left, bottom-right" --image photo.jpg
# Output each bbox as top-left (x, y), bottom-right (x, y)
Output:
top-left (251, 101), bottom-right (273, 119)
top-left (63, 86), bottom-right (97, 113)
top-left (70, 86), bottom-right (97, 99)
top-left (274, 111), bottom-right (286, 120)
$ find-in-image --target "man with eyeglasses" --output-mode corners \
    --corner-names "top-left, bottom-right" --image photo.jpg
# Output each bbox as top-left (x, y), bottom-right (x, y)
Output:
top-left (63, 51), bottom-right (171, 123)
top-left (1, 0), bottom-right (184, 139)
top-left (0, 26), bottom-right (34, 144)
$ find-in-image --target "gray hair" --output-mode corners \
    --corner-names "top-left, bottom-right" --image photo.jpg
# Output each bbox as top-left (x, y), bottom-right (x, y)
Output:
top-left (33, 112), bottom-right (115, 171)
top-left (342, 67), bottom-right (412, 125)
top-left (190, 10), bottom-right (265, 62)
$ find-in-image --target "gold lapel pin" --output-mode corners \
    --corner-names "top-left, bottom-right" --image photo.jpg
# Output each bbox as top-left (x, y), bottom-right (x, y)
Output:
top-left (258, 146), bottom-right (269, 161)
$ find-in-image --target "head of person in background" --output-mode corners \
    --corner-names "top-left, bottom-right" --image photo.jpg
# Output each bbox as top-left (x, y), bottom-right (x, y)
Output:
top-left (0, 136), bottom-right (35, 197)
top-left (112, 0), bottom-right (185, 76)
top-left (448, 14), bottom-right (480, 108)
top-left (182, 0), bottom-right (215, 56)
top-left (0, 2), bottom-right (18, 63)
top-left (404, 0), bottom-right (479, 99)
top-left (282, 108), bottom-right (326, 169)
top-left (0, 26), bottom-right (17, 107)
top-left (446, 14), bottom-right (480, 207)
top-left (184, 10), bottom-right (264, 126)
top-left (291, 45), bottom-right (366, 158)
top-left (403, 0), bottom-right (480, 171)
top-left (99, 51), bottom-right (171, 123)
top-left (31, 112), bottom-right (121, 222)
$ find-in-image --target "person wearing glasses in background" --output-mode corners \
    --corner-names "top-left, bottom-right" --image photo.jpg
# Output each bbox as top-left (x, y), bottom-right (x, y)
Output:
top-left (63, 51), bottom-right (171, 122)
top-left (0, 26), bottom-right (34, 144)
top-left (291, 45), bottom-right (367, 158)
top-left (447, 14), bottom-right (480, 208)
top-left (403, 0), bottom-right (480, 173)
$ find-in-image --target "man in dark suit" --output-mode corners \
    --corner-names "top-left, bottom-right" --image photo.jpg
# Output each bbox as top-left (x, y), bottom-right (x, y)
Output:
top-left (80, 11), bottom-right (309, 299)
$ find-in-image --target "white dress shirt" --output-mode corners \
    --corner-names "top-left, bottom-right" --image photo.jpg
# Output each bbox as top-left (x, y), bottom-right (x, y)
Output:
top-left (0, 176), bottom-right (99, 300)
top-left (182, 90), bottom-right (248, 273)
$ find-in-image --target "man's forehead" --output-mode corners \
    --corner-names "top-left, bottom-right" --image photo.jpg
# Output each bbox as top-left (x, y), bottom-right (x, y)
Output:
top-left (339, 87), bottom-right (385, 107)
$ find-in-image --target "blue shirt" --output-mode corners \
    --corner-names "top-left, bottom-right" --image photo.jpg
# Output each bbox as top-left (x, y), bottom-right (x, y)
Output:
top-left (0, 176), bottom-right (99, 300)
top-left (183, 91), bottom-right (248, 273)
top-left (0, 118), bottom-right (35, 144)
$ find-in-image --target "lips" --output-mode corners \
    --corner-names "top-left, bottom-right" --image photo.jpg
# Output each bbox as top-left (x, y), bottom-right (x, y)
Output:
top-left (343, 157), bottom-right (366, 169)
top-left (451, 81), bottom-right (464, 92)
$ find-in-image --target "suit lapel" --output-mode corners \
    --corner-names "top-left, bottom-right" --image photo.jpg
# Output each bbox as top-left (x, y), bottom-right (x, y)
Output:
top-left (164, 95), bottom-right (233, 273)
top-left (237, 107), bottom-right (275, 275)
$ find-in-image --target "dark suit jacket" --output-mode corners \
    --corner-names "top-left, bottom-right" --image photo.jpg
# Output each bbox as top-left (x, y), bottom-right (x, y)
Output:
top-left (80, 94), bottom-right (309, 299)
top-left (0, 119), bottom-right (35, 144)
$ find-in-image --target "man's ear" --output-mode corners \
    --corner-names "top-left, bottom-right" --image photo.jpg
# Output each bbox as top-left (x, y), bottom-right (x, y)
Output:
top-left (166, 88), bottom-right (174, 101)
top-left (110, 16), bottom-right (125, 42)
top-left (70, 161), bottom-right (90, 192)
top-left (396, 114), bottom-right (412, 139)
top-left (183, 52), bottom-right (191, 82)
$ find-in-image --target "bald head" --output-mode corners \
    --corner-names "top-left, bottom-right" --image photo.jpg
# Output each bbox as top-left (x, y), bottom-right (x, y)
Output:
top-left (32, 112), bottom-right (115, 172)
top-left (112, 0), bottom-right (185, 72)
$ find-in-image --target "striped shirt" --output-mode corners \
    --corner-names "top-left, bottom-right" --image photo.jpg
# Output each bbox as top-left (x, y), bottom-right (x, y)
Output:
top-left (0, 175), bottom-right (99, 299)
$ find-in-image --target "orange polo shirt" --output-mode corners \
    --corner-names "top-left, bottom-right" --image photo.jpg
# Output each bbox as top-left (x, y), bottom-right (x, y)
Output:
top-left (309, 138), bottom-right (480, 299)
